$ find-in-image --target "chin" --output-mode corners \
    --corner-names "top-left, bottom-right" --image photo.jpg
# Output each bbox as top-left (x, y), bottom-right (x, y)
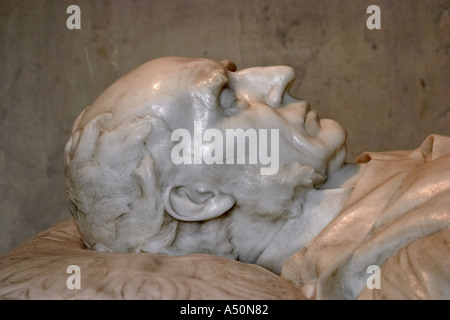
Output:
top-left (318, 118), bottom-right (347, 151)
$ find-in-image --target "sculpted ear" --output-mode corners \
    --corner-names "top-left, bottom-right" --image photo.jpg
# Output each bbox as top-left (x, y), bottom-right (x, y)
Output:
top-left (165, 185), bottom-right (235, 222)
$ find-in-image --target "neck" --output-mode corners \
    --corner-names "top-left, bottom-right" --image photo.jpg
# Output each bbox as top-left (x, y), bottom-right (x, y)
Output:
top-left (255, 162), bottom-right (365, 273)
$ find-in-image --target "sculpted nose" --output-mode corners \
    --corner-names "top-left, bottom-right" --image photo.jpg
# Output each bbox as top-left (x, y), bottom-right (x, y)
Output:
top-left (228, 66), bottom-right (295, 108)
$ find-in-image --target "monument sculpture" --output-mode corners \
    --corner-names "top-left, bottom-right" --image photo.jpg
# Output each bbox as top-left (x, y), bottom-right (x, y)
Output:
top-left (0, 57), bottom-right (448, 300)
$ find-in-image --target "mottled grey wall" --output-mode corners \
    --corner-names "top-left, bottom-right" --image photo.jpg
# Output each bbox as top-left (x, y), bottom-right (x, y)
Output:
top-left (1, 0), bottom-right (449, 257)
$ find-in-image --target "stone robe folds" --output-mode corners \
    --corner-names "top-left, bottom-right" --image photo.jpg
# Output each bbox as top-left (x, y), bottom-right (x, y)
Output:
top-left (282, 134), bottom-right (450, 299)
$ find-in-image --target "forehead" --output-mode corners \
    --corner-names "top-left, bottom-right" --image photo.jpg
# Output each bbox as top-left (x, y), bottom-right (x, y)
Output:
top-left (74, 57), bottom-right (230, 131)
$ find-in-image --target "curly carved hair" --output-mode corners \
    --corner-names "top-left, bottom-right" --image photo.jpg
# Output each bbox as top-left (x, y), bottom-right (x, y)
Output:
top-left (64, 107), bottom-right (178, 253)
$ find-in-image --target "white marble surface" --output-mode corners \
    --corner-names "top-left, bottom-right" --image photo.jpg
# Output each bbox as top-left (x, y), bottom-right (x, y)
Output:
top-left (63, 57), bottom-right (352, 271)
top-left (1, 57), bottom-right (448, 300)
top-left (61, 57), bottom-right (450, 299)
top-left (0, 219), bottom-right (304, 299)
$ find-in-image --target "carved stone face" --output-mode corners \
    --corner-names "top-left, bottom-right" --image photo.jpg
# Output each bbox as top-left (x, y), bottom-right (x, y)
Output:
top-left (65, 57), bottom-right (348, 262)
top-left (77, 57), bottom-right (347, 175)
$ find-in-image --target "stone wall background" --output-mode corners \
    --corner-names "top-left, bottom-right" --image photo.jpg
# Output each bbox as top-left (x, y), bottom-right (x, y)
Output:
top-left (1, 0), bottom-right (449, 257)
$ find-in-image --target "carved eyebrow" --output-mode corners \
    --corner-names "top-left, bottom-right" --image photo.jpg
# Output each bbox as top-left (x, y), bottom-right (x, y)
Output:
top-left (200, 68), bottom-right (229, 93)
top-left (214, 68), bottom-right (229, 85)
top-left (219, 60), bottom-right (237, 72)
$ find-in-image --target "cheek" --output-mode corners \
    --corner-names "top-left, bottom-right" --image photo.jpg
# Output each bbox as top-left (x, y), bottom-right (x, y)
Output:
top-left (241, 188), bottom-right (291, 219)
top-left (231, 171), bottom-right (298, 218)
top-left (276, 133), bottom-right (323, 173)
top-left (277, 119), bottom-right (346, 173)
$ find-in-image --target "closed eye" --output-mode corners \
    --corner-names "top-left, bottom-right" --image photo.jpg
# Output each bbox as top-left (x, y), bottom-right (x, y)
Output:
top-left (218, 87), bottom-right (249, 116)
top-left (219, 87), bottom-right (237, 109)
